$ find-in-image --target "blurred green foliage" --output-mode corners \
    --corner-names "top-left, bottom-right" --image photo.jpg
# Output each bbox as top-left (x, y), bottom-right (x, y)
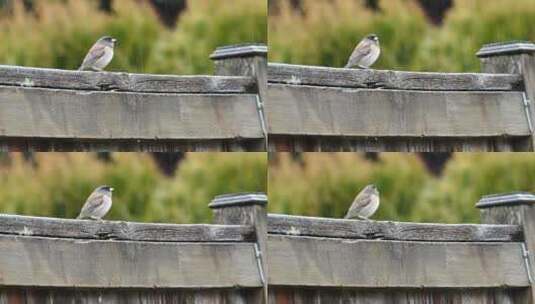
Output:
top-left (0, 0), bottom-right (266, 74)
top-left (269, 0), bottom-right (535, 72)
top-left (268, 153), bottom-right (535, 223)
top-left (0, 153), bottom-right (267, 223)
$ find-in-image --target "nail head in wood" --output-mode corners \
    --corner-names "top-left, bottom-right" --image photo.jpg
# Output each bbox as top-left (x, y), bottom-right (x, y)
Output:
top-left (210, 44), bottom-right (267, 60)
top-left (477, 41), bottom-right (535, 58)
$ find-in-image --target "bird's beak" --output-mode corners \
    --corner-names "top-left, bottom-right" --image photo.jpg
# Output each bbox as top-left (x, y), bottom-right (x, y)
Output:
top-left (110, 188), bottom-right (114, 192)
top-left (112, 38), bottom-right (118, 44)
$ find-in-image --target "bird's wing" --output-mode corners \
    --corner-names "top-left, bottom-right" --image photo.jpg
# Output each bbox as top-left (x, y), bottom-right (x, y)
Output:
top-left (78, 191), bottom-right (106, 218)
top-left (344, 190), bottom-right (373, 219)
top-left (345, 39), bottom-right (372, 68)
top-left (79, 43), bottom-right (107, 70)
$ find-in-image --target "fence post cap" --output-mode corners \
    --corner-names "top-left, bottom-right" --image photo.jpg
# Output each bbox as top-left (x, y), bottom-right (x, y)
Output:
top-left (477, 41), bottom-right (535, 58)
top-left (210, 43), bottom-right (268, 60)
top-left (209, 192), bottom-right (267, 209)
top-left (476, 192), bottom-right (535, 209)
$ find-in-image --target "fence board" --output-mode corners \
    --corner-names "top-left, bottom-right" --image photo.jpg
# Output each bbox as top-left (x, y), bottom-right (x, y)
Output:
top-left (0, 288), bottom-right (260, 304)
top-left (267, 214), bottom-right (523, 242)
top-left (0, 86), bottom-right (263, 140)
top-left (269, 287), bottom-right (529, 304)
top-left (0, 235), bottom-right (261, 288)
top-left (268, 235), bottom-right (528, 288)
top-left (267, 84), bottom-right (529, 137)
top-left (269, 135), bottom-right (530, 152)
top-left (0, 65), bottom-right (256, 94)
top-left (0, 214), bottom-right (254, 242)
top-left (268, 63), bottom-right (524, 91)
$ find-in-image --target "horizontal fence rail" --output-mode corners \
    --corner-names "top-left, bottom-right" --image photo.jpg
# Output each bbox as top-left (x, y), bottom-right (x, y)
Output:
top-left (0, 65), bottom-right (257, 94)
top-left (268, 63), bottom-right (524, 91)
top-left (267, 213), bottom-right (523, 242)
top-left (266, 42), bottom-right (535, 152)
top-left (0, 214), bottom-right (261, 289)
top-left (0, 214), bottom-right (255, 242)
top-left (0, 44), bottom-right (268, 152)
top-left (0, 235), bottom-right (261, 288)
top-left (267, 234), bottom-right (528, 288)
top-left (267, 84), bottom-right (529, 137)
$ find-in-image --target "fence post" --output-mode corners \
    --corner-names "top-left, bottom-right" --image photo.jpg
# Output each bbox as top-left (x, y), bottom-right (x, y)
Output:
top-left (477, 42), bottom-right (535, 151)
top-left (209, 193), bottom-right (268, 304)
top-left (211, 44), bottom-right (268, 150)
top-left (477, 192), bottom-right (535, 303)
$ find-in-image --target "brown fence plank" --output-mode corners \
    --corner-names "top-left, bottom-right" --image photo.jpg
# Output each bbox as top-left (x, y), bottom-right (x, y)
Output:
top-left (267, 214), bottom-right (523, 242)
top-left (269, 287), bottom-right (529, 304)
top-left (268, 135), bottom-right (530, 152)
top-left (267, 84), bottom-right (529, 137)
top-left (268, 235), bottom-right (528, 288)
top-left (0, 288), bottom-right (260, 304)
top-left (0, 65), bottom-right (256, 94)
top-left (0, 214), bottom-right (254, 242)
top-left (268, 63), bottom-right (524, 91)
top-left (0, 235), bottom-right (261, 288)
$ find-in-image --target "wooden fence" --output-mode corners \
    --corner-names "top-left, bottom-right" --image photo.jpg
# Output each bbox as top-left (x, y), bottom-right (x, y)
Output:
top-left (2, 192), bottom-right (534, 303)
top-left (0, 193), bottom-right (268, 303)
top-left (0, 44), bottom-right (267, 152)
top-left (266, 41), bottom-right (535, 152)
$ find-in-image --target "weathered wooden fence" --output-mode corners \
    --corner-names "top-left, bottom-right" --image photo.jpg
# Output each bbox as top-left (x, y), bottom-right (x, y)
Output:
top-left (265, 192), bottom-right (535, 303)
top-left (3, 192), bottom-right (534, 303)
top-left (266, 41), bottom-right (535, 152)
top-left (0, 44), bottom-right (267, 151)
top-left (0, 193), bottom-right (268, 303)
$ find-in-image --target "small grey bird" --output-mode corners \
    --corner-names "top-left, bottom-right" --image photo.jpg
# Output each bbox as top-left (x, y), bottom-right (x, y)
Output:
top-left (78, 36), bottom-right (117, 71)
top-left (344, 184), bottom-right (380, 220)
top-left (76, 185), bottom-right (114, 220)
top-left (344, 34), bottom-right (380, 69)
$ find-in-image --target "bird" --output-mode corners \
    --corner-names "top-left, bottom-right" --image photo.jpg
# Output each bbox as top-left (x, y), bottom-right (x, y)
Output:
top-left (344, 34), bottom-right (380, 69)
top-left (76, 185), bottom-right (114, 220)
top-left (78, 36), bottom-right (117, 71)
top-left (344, 184), bottom-right (380, 220)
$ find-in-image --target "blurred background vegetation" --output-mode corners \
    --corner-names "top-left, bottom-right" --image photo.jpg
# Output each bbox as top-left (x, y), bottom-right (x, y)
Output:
top-left (268, 153), bottom-right (535, 223)
top-left (0, 153), bottom-right (267, 223)
top-left (268, 0), bottom-right (535, 72)
top-left (0, 0), bottom-right (266, 74)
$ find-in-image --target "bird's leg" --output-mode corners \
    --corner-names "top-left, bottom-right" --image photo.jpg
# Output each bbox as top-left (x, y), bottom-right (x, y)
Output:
top-left (358, 215), bottom-right (371, 221)
top-left (89, 216), bottom-right (100, 220)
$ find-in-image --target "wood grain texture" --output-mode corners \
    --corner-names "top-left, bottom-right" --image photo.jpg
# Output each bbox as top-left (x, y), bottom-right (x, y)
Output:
top-left (0, 86), bottom-right (263, 140)
top-left (268, 63), bottom-right (524, 91)
top-left (0, 235), bottom-right (261, 288)
top-left (0, 288), bottom-right (260, 304)
top-left (0, 214), bottom-right (255, 242)
top-left (267, 235), bottom-right (528, 288)
top-left (0, 65), bottom-right (257, 93)
top-left (269, 287), bottom-right (529, 304)
top-left (266, 84), bottom-right (530, 137)
top-left (267, 214), bottom-right (523, 242)
top-left (0, 136), bottom-right (266, 152)
top-left (269, 135), bottom-right (531, 152)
